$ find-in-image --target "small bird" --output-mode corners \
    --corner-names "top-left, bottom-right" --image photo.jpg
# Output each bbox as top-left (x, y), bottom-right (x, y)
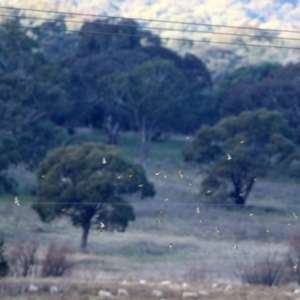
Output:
top-left (164, 175), bottom-right (168, 178)
top-left (196, 207), bottom-right (200, 214)
top-left (163, 197), bottom-right (169, 202)
top-left (117, 175), bottom-right (122, 179)
top-left (232, 244), bottom-right (238, 249)
top-left (293, 213), bottom-right (298, 218)
top-left (199, 219), bottom-right (204, 223)
top-left (98, 229), bottom-right (103, 234)
top-left (178, 170), bottom-right (184, 178)
top-left (293, 264), bottom-right (298, 271)
top-left (138, 184), bottom-right (144, 188)
top-left (249, 213), bottom-right (254, 217)
top-left (62, 208), bottom-right (67, 212)
top-left (239, 269), bottom-right (244, 273)
top-left (240, 140), bottom-right (245, 144)
top-left (227, 154), bottom-right (232, 160)
top-left (188, 182), bottom-right (192, 186)
top-left (41, 174), bottom-right (46, 178)
top-left (266, 229), bottom-right (270, 233)
top-left (94, 214), bottom-right (99, 218)
top-left (169, 242), bottom-right (173, 249)
top-left (14, 196), bottom-right (20, 206)
top-left (100, 222), bottom-right (105, 228)
top-left (155, 172), bottom-right (160, 176)
top-left (214, 227), bottom-right (220, 233)
top-left (252, 265), bottom-right (257, 269)
top-left (186, 136), bottom-right (190, 140)
top-left (156, 219), bottom-right (163, 223)
top-left (159, 210), bottom-right (164, 214)
top-left (102, 157), bottom-right (107, 164)
top-left (206, 190), bottom-right (212, 194)
top-left (128, 174), bottom-right (134, 178)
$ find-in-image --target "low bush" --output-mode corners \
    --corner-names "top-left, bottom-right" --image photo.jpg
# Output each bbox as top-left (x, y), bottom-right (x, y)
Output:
top-left (234, 251), bottom-right (285, 286)
top-left (41, 242), bottom-right (74, 277)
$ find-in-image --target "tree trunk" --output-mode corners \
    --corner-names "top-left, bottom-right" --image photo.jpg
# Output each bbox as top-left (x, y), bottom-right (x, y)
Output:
top-left (107, 123), bottom-right (119, 145)
top-left (140, 128), bottom-right (150, 170)
top-left (105, 115), bottom-right (119, 145)
top-left (234, 195), bottom-right (246, 205)
top-left (81, 223), bottom-right (90, 253)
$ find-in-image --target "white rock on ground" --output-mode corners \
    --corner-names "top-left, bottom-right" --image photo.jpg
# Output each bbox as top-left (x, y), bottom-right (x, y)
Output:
top-left (161, 280), bottom-right (171, 286)
top-left (294, 288), bottom-right (300, 294)
top-left (212, 283), bottom-right (218, 288)
top-left (225, 284), bottom-right (233, 291)
top-left (117, 288), bottom-right (129, 296)
top-left (50, 285), bottom-right (58, 294)
top-left (139, 279), bottom-right (147, 285)
top-left (182, 282), bottom-right (189, 288)
top-left (29, 284), bottom-right (38, 292)
top-left (198, 290), bottom-right (208, 296)
top-left (182, 291), bottom-right (198, 298)
top-left (151, 289), bottom-right (163, 297)
top-left (98, 290), bottom-right (113, 298)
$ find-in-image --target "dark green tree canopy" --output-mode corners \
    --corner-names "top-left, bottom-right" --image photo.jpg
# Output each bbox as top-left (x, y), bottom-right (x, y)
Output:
top-left (138, 46), bottom-right (212, 89)
top-left (75, 18), bottom-right (143, 58)
top-left (219, 62), bottom-right (300, 143)
top-left (183, 109), bottom-right (299, 205)
top-left (97, 59), bottom-right (190, 166)
top-left (32, 142), bottom-right (155, 251)
top-left (0, 135), bottom-right (20, 194)
top-left (216, 62), bottom-right (282, 114)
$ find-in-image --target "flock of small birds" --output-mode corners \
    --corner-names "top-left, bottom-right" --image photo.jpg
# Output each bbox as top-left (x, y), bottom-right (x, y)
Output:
top-left (12, 148), bottom-right (300, 274)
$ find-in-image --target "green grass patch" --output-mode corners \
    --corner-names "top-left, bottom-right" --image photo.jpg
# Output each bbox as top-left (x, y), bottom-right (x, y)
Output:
top-left (0, 194), bottom-right (36, 207)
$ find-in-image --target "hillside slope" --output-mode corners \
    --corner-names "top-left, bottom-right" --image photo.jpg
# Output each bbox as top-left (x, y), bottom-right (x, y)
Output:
top-left (0, 0), bottom-right (299, 83)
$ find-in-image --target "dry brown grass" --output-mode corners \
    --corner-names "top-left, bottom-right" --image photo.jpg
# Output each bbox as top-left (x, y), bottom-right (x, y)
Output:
top-left (1, 150), bottom-right (300, 295)
top-left (1, 175), bottom-right (299, 281)
top-left (1, 278), bottom-right (300, 300)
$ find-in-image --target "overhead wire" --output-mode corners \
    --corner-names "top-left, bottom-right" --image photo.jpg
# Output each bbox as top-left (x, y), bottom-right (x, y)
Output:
top-left (0, 22), bottom-right (300, 51)
top-left (0, 7), bottom-right (298, 216)
top-left (0, 13), bottom-right (299, 43)
top-left (1, 5), bottom-right (300, 35)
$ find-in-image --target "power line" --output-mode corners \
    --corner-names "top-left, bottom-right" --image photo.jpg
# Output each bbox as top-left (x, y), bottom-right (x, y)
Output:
top-left (1, 5), bottom-right (300, 35)
top-left (6, 201), bottom-right (300, 207)
top-left (1, 22), bottom-right (300, 51)
top-left (1, 13), bottom-right (300, 43)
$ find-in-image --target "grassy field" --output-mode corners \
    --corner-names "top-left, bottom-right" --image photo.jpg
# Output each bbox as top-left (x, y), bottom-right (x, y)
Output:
top-left (1, 128), bottom-right (300, 298)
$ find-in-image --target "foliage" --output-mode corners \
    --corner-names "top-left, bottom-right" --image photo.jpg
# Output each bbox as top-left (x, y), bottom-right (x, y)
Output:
top-left (235, 251), bottom-right (285, 286)
top-left (182, 109), bottom-right (299, 205)
top-left (41, 242), bottom-right (74, 277)
top-left (219, 62), bottom-right (300, 144)
top-left (32, 142), bottom-right (155, 251)
top-left (0, 17), bottom-right (45, 74)
top-left (0, 135), bottom-right (20, 194)
top-left (17, 121), bottom-right (68, 171)
top-left (97, 59), bottom-right (190, 166)
top-left (30, 19), bottom-right (80, 64)
top-left (285, 230), bottom-right (300, 285)
top-left (216, 62), bottom-right (282, 108)
top-left (0, 233), bottom-right (8, 278)
top-left (6, 237), bottom-right (39, 277)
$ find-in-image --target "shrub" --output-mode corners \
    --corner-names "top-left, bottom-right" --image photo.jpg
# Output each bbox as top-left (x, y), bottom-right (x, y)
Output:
top-left (184, 265), bottom-right (209, 283)
top-left (285, 230), bottom-right (300, 285)
top-left (6, 237), bottom-right (38, 277)
top-left (234, 251), bottom-right (285, 286)
top-left (41, 242), bottom-right (74, 277)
